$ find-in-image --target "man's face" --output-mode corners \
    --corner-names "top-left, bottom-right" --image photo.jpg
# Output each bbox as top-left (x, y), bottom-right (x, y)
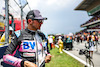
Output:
top-left (31, 19), bottom-right (43, 30)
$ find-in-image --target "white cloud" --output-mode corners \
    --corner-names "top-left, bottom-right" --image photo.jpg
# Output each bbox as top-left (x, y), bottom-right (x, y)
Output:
top-left (46, 0), bottom-right (71, 8)
top-left (0, 0), bottom-right (73, 18)
top-left (27, 0), bottom-right (39, 9)
top-left (8, 0), bottom-right (21, 18)
top-left (27, 0), bottom-right (72, 11)
top-left (0, 0), bottom-right (79, 18)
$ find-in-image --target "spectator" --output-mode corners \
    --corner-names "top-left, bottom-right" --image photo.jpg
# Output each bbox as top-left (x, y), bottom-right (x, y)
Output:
top-left (48, 36), bottom-right (53, 50)
top-left (87, 33), bottom-right (95, 58)
top-left (58, 36), bottom-right (63, 53)
top-left (0, 26), bottom-right (13, 45)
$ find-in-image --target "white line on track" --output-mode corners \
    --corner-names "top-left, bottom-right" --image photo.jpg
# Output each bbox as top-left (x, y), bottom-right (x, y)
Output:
top-left (55, 45), bottom-right (93, 67)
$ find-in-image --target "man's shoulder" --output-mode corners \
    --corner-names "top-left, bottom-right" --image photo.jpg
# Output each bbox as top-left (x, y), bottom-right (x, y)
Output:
top-left (38, 31), bottom-right (47, 40)
top-left (37, 30), bottom-right (44, 35)
top-left (15, 29), bottom-right (28, 37)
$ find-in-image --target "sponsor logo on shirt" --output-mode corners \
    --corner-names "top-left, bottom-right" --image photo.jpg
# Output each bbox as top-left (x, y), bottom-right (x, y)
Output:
top-left (6, 59), bottom-right (14, 64)
top-left (23, 53), bottom-right (35, 57)
top-left (23, 41), bottom-right (35, 49)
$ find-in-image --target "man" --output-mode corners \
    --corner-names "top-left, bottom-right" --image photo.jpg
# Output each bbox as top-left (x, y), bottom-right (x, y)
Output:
top-left (58, 36), bottom-right (63, 53)
top-left (87, 32), bottom-right (95, 58)
top-left (3, 10), bottom-right (51, 67)
top-left (48, 36), bottom-right (53, 50)
top-left (0, 26), bottom-right (13, 45)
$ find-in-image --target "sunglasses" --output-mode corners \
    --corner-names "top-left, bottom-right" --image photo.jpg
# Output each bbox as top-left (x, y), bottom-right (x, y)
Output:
top-left (34, 19), bottom-right (44, 23)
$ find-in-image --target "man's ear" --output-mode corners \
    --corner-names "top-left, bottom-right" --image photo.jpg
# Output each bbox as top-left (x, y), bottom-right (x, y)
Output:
top-left (28, 19), bottom-right (33, 24)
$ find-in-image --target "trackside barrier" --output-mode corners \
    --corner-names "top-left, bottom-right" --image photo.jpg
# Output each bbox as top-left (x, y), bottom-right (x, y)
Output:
top-left (0, 44), bottom-right (20, 67)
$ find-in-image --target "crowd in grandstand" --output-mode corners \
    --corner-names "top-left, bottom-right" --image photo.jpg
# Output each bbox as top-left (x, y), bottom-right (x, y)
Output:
top-left (82, 15), bottom-right (100, 25)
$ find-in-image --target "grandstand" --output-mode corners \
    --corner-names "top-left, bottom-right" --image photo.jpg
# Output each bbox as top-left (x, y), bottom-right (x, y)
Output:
top-left (75, 0), bottom-right (100, 32)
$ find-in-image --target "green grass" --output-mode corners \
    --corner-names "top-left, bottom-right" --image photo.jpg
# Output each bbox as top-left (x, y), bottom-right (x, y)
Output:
top-left (45, 47), bottom-right (84, 67)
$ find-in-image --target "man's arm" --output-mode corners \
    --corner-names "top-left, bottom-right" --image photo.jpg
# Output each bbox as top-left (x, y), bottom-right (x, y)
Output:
top-left (38, 32), bottom-right (52, 63)
top-left (3, 34), bottom-right (23, 67)
top-left (45, 39), bottom-right (52, 63)
top-left (3, 30), bottom-right (37, 67)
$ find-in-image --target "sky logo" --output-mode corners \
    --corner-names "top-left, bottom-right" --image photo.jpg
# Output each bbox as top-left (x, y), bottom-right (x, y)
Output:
top-left (23, 42), bottom-right (35, 49)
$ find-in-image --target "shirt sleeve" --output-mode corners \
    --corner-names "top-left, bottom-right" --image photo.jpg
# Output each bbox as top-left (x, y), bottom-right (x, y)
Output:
top-left (3, 33), bottom-right (22, 67)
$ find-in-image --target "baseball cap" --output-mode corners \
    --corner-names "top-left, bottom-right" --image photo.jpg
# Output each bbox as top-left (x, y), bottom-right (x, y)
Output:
top-left (9, 26), bottom-right (13, 31)
top-left (59, 36), bottom-right (62, 39)
top-left (26, 10), bottom-right (47, 20)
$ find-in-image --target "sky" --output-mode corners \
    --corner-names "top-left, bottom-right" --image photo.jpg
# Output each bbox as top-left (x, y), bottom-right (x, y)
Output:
top-left (0, 0), bottom-right (91, 35)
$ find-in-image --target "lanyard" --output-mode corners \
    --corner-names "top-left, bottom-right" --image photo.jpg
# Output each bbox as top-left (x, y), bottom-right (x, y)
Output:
top-left (34, 33), bottom-right (39, 67)
top-left (34, 32), bottom-right (44, 67)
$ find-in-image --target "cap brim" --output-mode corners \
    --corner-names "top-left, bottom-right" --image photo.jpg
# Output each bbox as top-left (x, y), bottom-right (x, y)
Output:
top-left (34, 17), bottom-right (47, 20)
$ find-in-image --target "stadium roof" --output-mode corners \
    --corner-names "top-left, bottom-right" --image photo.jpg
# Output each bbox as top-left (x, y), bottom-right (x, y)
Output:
top-left (75, 0), bottom-right (95, 10)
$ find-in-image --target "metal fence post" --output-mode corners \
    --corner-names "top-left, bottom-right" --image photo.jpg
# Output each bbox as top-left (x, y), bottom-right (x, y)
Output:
top-left (5, 0), bottom-right (9, 44)
top-left (21, 7), bottom-right (23, 31)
